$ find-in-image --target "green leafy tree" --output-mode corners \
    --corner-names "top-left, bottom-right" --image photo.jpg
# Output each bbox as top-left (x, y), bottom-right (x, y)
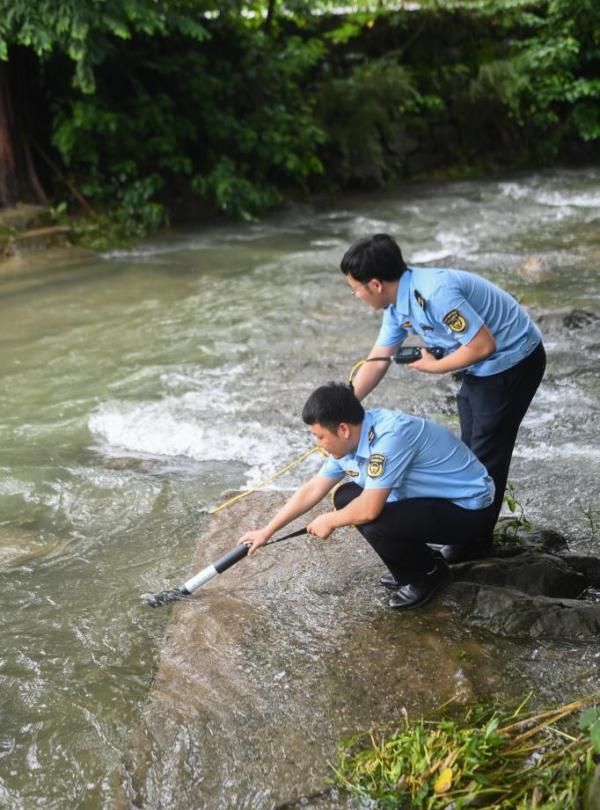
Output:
top-left (1, 0), bottom-right (598, 238)
top-left (0, 0), bottom-right (208, 207)
top-left (468, 0), bottom-right (600, 158)
top-left (316, 56), bottom-right (442, 188)
top-left (48, 15), bottom-right (326, 230)
top-left (0, 0), bottom-right (327, 233)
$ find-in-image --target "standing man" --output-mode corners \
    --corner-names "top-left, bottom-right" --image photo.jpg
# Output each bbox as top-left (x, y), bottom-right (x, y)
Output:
top-left (340, 234), bottom-right (545, 554)
top-left (239, 383), bottom-right (495, 610)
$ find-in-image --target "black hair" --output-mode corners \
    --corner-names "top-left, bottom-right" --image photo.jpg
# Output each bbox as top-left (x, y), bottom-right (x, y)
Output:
top-left (302, 382), bottom-right (365, 431)
top-left (340, 233), bottom-right (407, 283)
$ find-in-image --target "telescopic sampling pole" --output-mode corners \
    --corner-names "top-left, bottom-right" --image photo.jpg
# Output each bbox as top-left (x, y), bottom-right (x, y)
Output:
top-left (142, 527), bottom-right (308, 607)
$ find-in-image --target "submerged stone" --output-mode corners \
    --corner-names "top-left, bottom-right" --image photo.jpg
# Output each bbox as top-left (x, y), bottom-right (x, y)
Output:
top-left (0, 526), bottom-right (64, 565)
top-left (517, 255), bottom-right (548, 282)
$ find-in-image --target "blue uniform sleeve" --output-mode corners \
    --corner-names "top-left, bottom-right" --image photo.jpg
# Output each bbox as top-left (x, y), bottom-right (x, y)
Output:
top-left (375, 307), bottom-right (408, 348)
top-left (320, 456), bottom-right (345, 479)
top-left (427, 284), bottom-right (484, 346)
top-left (364, 426), bottom-right (419, 490)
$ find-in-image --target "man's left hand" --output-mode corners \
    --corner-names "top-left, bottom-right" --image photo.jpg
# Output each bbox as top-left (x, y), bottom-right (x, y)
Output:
top-left (409, 347), bottom-right (444, 373)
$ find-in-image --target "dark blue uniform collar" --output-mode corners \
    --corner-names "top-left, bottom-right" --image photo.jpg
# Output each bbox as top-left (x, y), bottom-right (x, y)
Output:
top-left (356, 411), bottom-right (376, 459)
top-left (393, 268), bottom-right (412, 317)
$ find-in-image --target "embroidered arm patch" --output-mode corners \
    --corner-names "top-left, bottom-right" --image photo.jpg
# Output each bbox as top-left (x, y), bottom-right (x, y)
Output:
top-left (443, 308), bottom-right (468, 333)
top-left (367, 453), bottom-right (385, 478)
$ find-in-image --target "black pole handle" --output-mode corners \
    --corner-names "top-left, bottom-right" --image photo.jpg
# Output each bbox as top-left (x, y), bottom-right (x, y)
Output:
top-left (213, 543), bottom-right (250, 574)
top-left (142, 528), bottom-right (308, 608)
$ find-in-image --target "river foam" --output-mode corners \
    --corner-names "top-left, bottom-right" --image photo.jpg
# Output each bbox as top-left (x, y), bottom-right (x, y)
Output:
top-left (88, 397), bottom-right (315, 490)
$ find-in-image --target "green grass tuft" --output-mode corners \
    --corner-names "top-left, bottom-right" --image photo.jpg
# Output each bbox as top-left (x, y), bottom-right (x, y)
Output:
top-left (333, 696), bottom-right (600, 808)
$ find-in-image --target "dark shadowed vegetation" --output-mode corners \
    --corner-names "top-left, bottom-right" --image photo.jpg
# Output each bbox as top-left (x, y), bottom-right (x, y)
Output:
top-left (0, 0), bottom-right (598, 245)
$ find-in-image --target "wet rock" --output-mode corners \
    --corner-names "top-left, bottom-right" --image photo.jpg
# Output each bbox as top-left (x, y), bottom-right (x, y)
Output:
top-left (103, 456), bottom-right (158, 472)
top-left (129, 492), bottom-right (508, 808)
top-left (453, 553), bottom-right (585, 598)
top-left (563, 553), bottom-right (600, 581)
top-left (2, 225), bottom-right (72, 259)
top-left (454, 582), bottom-right (600, 639)
top-left (537, 308), bottom-right (599, 333)
top-left (129, 494), bottom-right (600, 807)
top-left (563, 309), bottom-right (599, 330)
top-left (0, 203), bottom-right (50, 231)
top-left (450, 548), bottom-right (600, 639)
top-left (493, 524), bottom-right (570, 555)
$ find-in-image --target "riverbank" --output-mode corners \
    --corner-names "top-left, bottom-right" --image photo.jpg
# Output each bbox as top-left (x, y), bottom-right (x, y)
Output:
top-left (127, 491), bottom-right (600, 808)
top-left (0, 203), bottom-right (71, 260)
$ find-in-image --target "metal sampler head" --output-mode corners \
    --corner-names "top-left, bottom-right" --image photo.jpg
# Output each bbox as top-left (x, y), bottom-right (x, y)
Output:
top-left (142, 586), bottom-right (189, 608)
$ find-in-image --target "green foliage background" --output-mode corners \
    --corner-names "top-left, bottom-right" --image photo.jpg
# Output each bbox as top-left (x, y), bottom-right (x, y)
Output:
top-left (0, 0), bottom-right (598, 243)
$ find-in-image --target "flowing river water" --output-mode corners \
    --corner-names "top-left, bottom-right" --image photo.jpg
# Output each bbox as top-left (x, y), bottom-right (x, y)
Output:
top-left (1, 167), bottom-right (599, 808)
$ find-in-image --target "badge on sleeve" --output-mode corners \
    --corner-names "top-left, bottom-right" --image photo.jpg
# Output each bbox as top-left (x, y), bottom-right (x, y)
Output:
top-left (367, 453), bottom-right (385, 478)
top-left (414, 290), bottom-right (426, 310)
top-left (443, 308), bottom-right (468, 333)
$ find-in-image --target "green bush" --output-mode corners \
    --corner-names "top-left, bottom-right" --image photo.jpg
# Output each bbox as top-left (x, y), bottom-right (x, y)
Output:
top-left (49, 22), bottom-right (327, 228)
top-left (315, 56), bottom-right (443, 187)
top-left (467, 0), bottom-right (600, 157)
top-left (3, 0), bottom-right (598, 243)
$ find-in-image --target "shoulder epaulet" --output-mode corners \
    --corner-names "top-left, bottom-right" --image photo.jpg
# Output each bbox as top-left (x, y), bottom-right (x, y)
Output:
top-left (414, 289), bottom-right (426, 310)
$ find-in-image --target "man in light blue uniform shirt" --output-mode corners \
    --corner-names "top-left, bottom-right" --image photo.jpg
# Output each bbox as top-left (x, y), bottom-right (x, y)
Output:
top-left (341, 234), bottom-right (545, 558)
top-left (239, 383), bottom-right (495, 610)
top-left (376, 265), bottom-right (541, 375)
top-left (319, 407), bottom-right (493, 511)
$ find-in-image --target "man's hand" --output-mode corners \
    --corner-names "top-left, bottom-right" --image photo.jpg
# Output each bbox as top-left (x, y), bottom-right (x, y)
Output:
top-left (409, 326), bottom-right (496, 374)
top-left (307, 513), bottom-right (336, 539)
top-left (238, 528), bottom-right (271, 556)
top-left (408, 347), bottom-right (444, 373)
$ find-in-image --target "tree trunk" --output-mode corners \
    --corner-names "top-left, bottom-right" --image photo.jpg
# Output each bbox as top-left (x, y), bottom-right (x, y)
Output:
top-left (0, 56), bottom-right (48, 208)
top-left (264, 0), bottom-right (276, 32)
top-left (0, 62), bottom-right (20, 207)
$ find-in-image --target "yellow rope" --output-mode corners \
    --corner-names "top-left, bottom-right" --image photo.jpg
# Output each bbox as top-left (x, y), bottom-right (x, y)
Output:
top-left (348, 358), bottom-right (366, 387)
top-left (209, 446), bottom-right (326, 514)
top-left (348, 355), bottom-right (392, 387)
top-left (210, 353), bottom-right (387, 515)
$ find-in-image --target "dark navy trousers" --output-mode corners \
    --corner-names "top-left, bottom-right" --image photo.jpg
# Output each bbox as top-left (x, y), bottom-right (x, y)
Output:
top-left (334, 482), bottom-right (495, 584)
top-left (456, 341), bottom-right (546, 524)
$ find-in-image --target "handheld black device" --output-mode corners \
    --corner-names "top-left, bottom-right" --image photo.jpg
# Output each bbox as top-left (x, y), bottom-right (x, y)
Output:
top-left (393, 346), bottom-right (445, 364)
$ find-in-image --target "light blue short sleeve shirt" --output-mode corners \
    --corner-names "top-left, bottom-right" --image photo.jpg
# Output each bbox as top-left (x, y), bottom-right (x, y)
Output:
top-left (320, 408), bottom-right (495, 509)
top-left (376, 267), bottom-right (542, 376)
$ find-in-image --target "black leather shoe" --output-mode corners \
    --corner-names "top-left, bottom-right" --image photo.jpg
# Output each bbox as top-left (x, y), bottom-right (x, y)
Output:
top-left (379, 572), bottom-right (401, 589)
top-left (428, 543), bottom-right (494, 564)
top-left (388, 563), bottom-right (451, 610)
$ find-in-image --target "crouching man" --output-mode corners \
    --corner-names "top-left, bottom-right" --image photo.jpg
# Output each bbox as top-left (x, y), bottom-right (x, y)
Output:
top-left (238, 382), bottom-right (495, 610)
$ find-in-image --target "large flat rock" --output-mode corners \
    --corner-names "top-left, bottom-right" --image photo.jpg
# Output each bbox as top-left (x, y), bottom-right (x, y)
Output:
top-left (124, 494), bottom-right (600, 809)
top-left (125, 493), bottom-right (500, 809)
